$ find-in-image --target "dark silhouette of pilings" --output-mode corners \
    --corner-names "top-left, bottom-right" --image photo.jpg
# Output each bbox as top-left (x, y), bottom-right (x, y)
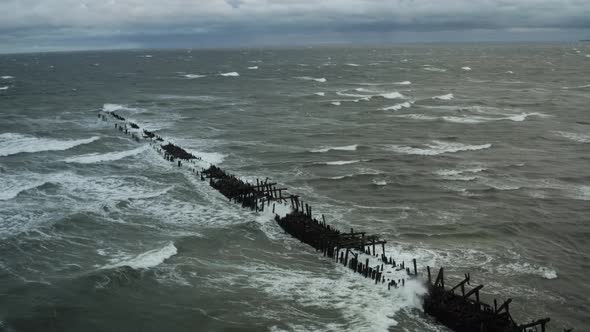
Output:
top-left (97, 110), bottom-right (569, 332)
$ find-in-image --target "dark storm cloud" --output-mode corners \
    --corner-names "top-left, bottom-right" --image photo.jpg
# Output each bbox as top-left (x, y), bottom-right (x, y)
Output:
top-left (1, 0), bottom-right (589, 53)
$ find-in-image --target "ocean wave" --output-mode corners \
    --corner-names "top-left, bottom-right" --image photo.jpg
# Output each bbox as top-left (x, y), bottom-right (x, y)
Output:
top-left (423, 67), bottom-right (447, 72)
top-left (314, 92), bottom-right (325, 96)
top-left (0, 86), bottom-right (9, 90)
top-left (372, 179), bottom-right (387, 186)
top-left (433, 167), bottom-right (486, 181)
top-left (0, 177), bottom-right (47, 201)
top-left (495, 262), bottom-right (557, 280)
top-left (0, 133), bottom-right (100, 157)
top-left (296, 76), bottom-right (327, 83)
top-left (345, 63), bottom-right (360, 67)
top-left (461, 66), bottom-right (472, 71)
top-left (247, 66), bottom-right (258, 70)
top-left (182, 74), bottom-right (206, 79)
top-left (317, 160), bottom-right (362, 166)
top-left (102, 103), bottom-right (143, 113)
top-left (432, 93), bottom-right (454, 100)
top-left (1, 76), bottom-right (14, 79)
top-left (562, 84), bottom-right (590, 89)
top-left (380, 91), bottom-right (405, 99)
top-left (382, 101), bottom-right (412, 111)
top-left (219, 72), bottom-right (239, 77)
top-left (389, 140), bottom-right (491, 156)
top-left (101, 242), bottom-right (177, 270)
top-left (554, 131), bottom-right (590, 143)
top-left (331, 101), bottom-right (341, 106)
top-left (310, 144), bottom-right (358, 153)
top-left (63, 145), bottom-right (149, 164)
top-left (394, 81), bottom-right (411, 85)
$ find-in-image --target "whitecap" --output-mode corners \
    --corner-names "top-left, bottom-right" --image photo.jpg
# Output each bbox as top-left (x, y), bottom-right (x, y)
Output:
top-left (321, 160), bottom-right (361, 166)
top-left (506, 70), bottom-right (514, 74)
top-left (247, 66), bottom-right (258, 70)
top-left (461, 66), bottom-right (472, 71)
top-left (310, 144), bottom-right (358, 153)
top-left (433, 167), bottom-right (486, 181)
top-left (102, 103), bottom-right (143, 113)
top-left (331, 101), bottom-right (341, 106)
top-left (373, 179), bottom-right (387, 186)
top-left (423, 67), bottom-right (447, 72)
top-left (314, 92), bottom-right (325, 96)
top-left (140, 55), bottom-right (153, 58)
top-left (389, 140), bottom-right (491, 156)
top-left (586, 55), bottom-right (590, 58)
top-left (296, 76), bottom-right (327, 83)
top-left (380, 92), bottom-right (405, 99)
top-left (0, 133), bottom-right (100, 157)
top-left (394, 81), bottom-right (411, 85)
top-left (101, 242), bottom-right (177, 270)
top-left (432, 93), bottom-right (454, 100)
top-left (0, 177), bottom-right (48, 201)
top-left (496, 262), bottom-right (557, 280)
top-left (219, 72), bottom-right (239, 77)
top-left (382, 102), bottom-right (412, 111)
top-left (0, 86), bottom-right (9, 90)
top-left (63, 145), bottom-right (149, 164)
top-left (554, 131), bottom-right (590, 143)
top-left (182, 74), bottom-right (206, 79)
top-left (393, 114), bottom-right (438, 121)
top-left (1, 76), bottom-right (14, 79)
top-left (562, 84), bottom-right (590, 89)
top-left (345, 63), bottom-right (360, 67)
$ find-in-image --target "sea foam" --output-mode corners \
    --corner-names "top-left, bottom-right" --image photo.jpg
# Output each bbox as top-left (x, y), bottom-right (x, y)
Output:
top-left (0, 133), bottom-right (100, 157)
top-left (382, 102), bottom-right (412, 111)
top-left (219, 72), bottom-right (240, 77)
top-left (101, 242), bottom-right (177, 270)
top-left (432, 93), bottom-right (454, 100)
top-left (389, 141), bottom-right (491, 156)
top-left (63, 145), bottom-right (149, 164)
top-left (297, 76), bottom-right (327, 83)
top-left (183, 74), bottom-right (206, 79)
top-left (310, 144), bottom-right (358, 153)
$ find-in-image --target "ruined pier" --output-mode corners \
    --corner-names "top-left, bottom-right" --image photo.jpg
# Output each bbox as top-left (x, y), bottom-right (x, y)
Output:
top-left (98, 109), bottom-right (567, 332)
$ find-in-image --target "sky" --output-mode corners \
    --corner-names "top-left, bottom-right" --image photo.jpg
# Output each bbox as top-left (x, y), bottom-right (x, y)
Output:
top-left (1, 0), bottom-right (590, 53)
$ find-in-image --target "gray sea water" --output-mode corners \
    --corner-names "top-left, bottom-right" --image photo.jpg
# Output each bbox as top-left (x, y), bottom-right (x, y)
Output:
top-left (0, 44), bottom-right (589, 332)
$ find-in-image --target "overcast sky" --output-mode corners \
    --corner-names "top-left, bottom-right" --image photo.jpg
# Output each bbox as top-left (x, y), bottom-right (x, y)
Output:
top-left (1, 0), bottom-right (589, 53)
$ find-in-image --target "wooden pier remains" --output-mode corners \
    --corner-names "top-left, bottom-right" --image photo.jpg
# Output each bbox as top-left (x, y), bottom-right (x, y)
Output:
top-left (98, 109), bottom-right (570, 332)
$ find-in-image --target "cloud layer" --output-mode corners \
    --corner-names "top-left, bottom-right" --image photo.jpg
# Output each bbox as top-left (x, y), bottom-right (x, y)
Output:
top-left (1, 0), bottom-right (590, 52)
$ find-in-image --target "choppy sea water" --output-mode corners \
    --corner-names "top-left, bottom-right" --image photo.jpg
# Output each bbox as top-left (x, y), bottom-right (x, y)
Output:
top-left (0, 44), bottom-right (589, 331)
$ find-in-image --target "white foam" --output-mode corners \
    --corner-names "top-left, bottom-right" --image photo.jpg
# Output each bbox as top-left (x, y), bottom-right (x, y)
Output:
top-left (394, 81), bottom-right (411, 85)
top-left (381, 92), bottom-right (405, 99)
top-left (586, 54), bottom-right (590, 58)
top-left (0, 86), bottom-right (9, 90)
top-left (248, 66), bottom-right (258, 70)
top-left (562, 84), bottom-right (590, 89)
top-left (389, 140), bottom-right (491, 156)
top-left (0, 133), bottom-right (100, 157)
top-left (1, 76), bottom-right (14, 79)
top-left (423, 67), bottom-right (447, 72)
top-left (310, 144), bottom-right (358, 153)
top-left (314, 92), bottom-right (325, 96)
top-left (433, 167), bottom-right (485, 181)
top-left (495, 262), bottom-right (557, 280)
top-left (101, 242), bottom-right (177, 270)
top-left (345, 63), bottom-right (360, 67)
top-left (63, 145), bottom-right (148, 164)
top-left (554, 131), bottom-right (590, 143)
top-left (394, 114), bottom-right (438, 121)
top-left (140, 55), bottom-right (153, 58)
top-left (296, 76), bottom-right (327, 83)
top-left (506, 70), bottom-right (514, 74)
top-left (382, 102), bottom-right (412, 111)
top-left (432, 93), bottom-right (454, 100)
top-left (102, 103), bottom-right (144, 113)
top-left (322, 160), bottom-right (361, 166)
top-left (219, 72), bottom-right (239, 77)
top-left (373, 179), bottom-right (387, 186)
top-left (182, 74), bottom-right (206, 79)
top-left (0, 177), bottom-right (47, 201)
top-left (331, 101), bottom-right (341, 106)
top-left (461, 66), bottom-right (472, 71)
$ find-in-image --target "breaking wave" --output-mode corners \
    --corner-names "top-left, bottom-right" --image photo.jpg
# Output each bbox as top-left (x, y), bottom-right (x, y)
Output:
top-left (63, 145), bottom-right (149, 164)
top-left (432, 93), bottom-right (454, 100)
top-left (0, 133), bottom-right (100, 157)
top-left (383, 102), bottom-right (412, 111)
top-left (101, 242), bottom-right (177, 270)
top-left (310, 144), bottom-right (358, 153)
top-left (219, 72), bottom-right (240, 77)
top-left (297, 76), bottom-right (327, 83)
top-left (182, 74), bottom-right (206, 79)
top-left (554, 131), bottom-right (590, 143)
top-left (389, 141), bottom-right (491, 156)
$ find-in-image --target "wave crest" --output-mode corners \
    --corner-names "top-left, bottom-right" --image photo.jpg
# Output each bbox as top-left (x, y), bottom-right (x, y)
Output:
top-left (0, 133), bottom-right (100, 157)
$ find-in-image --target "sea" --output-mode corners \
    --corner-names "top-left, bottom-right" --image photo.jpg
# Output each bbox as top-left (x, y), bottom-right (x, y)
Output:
top-left (0, 43), bottom-right (588, 332)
